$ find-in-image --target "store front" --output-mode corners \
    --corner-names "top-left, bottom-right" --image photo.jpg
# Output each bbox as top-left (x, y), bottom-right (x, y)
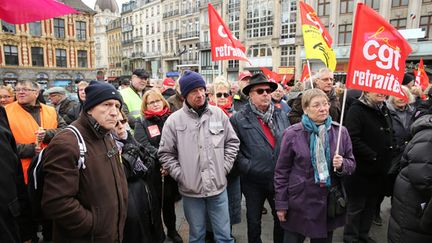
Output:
top-left (2, 72), bottom-right (18, 86)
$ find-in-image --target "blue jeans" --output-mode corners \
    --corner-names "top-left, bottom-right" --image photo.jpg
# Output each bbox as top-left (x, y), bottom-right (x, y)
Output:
top-left (183, 189), bottom-right (233, 243)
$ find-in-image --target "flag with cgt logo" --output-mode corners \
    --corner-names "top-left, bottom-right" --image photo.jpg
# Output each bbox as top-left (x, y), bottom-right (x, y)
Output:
top-left (346, 3), bottom-right (412, 101)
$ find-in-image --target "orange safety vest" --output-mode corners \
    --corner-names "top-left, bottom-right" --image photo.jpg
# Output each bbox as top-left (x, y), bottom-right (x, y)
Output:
top-left (6, 101), bottom-right (58, 184)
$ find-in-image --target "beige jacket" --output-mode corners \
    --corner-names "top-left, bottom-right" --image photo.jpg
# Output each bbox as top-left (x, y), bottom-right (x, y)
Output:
top-left (158, 103), bottom-right (239, 198)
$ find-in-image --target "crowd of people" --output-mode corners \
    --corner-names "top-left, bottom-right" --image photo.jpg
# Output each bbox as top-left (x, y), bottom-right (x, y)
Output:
top-left (0, 67), bottom-right (432, 243)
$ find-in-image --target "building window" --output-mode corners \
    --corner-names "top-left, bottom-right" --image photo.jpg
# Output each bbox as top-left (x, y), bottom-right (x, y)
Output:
top-left (4, 45), bottom-right (18, 65)
top-left (54, 18), bottom-right (65, 38)
top-left (201, 51), bottom-right (212, 67)
top-left (340, 0), bottom-right (354, 14)
top-left (76, 21), bottom-right (86, 40)
top-left (423, 0), bottom-right (432, 2)
top-left (77, 50), bottom-right (87, 68)
top-left (280, 46), bottom-right (296, 66)
top-left (2, 21), bottom-right (15, 33)
top-left (31, 47), bottom-right (44, 66)
top-left (281, 0), bottom-right (297, 39)
top-left (228, 60), bottom-right (239, 69)
top-left (365, 0), bottom-right (380, 10)
top-left (247, 44), bottom-right (272, 57)
top-left (318, 0), bottom-right (330, 17)
top-left (246, 0), bottom-right (274, 38)
top-left (29, 22), bottom-right (42, 36)
top-left (390, 18), bottom-right (407, 30)
top-left (420, 15), bottom-right (432, 41)
top-left (55, 48), bottom-right (67, 67)
top-left (338, 23), bottom-right (352, 45)
top-left (391, 0), bottom-right (408, 7)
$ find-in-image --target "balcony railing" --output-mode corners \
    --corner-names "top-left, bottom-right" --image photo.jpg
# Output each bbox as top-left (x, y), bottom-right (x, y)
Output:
top-left (198, 42), bottom-right (211, 50)
top-left (131, 52), bottom-right (145, 58)
top-left (122, 39), bottom-right (133, 45)
top-left (178, 31), bottom-right (199, 40)
top-left (179, 58), bottom-right (199, 65)
top-left (163, 9), bottom-right (180, 18)
top-left (181, 7), bottom-right (199, 15)
top-left (133, 35), bottom-right (143, 42)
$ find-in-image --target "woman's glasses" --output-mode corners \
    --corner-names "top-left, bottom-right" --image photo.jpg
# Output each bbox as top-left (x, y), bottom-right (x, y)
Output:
top-left (147, 100), bottom-right (162, 106)
top-left (116, 119), bottom-right (127, 127)
top-left (216, 92), bottom-right (230, 98)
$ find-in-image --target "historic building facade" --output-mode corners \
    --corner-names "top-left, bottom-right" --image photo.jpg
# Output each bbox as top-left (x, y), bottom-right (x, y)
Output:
top-left (106, 17), bottom-right (123, 78)
top-left (0, 0), bottom-right (96, 90)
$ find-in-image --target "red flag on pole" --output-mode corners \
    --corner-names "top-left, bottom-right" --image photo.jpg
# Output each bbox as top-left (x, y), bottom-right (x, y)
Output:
top-left (0, 0), bottom-right (78, 24)
top-left (346, 3), bottom-right (412, 101)
top-left (208, 3), bottom-right (249, 62)
top-left (300, 64), bottom-right (310, 83)
top-left (413, 58), bottom-right (430, 91)
top-left (260, 67), bottom-right (280, 83)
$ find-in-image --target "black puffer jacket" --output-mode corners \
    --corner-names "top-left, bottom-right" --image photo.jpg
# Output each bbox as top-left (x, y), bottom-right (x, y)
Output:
top-left (118, 133), bottom-right (164, 243)
top-left (344, 99), bottom-right (394, 196)
top-left (388, 115), bottom-right (432, 243)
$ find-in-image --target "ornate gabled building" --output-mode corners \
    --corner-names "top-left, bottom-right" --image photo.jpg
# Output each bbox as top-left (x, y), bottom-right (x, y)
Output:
top-left (94, 0), bottom-right (120, 80)
top-left (0, 0), bottom-right (96, 90)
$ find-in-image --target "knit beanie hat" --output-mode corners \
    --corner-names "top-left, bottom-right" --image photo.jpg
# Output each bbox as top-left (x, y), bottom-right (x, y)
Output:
top-left (83, 81), bottom-right (123, 112)
top-left (402, 73), bottom-right (415, 86)
top-left (179, 70), bottom-right (206, 98)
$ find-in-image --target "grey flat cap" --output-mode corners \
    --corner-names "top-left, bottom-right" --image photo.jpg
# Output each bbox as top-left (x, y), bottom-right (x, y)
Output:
top-left (45, 87), bottom-right (67, 95)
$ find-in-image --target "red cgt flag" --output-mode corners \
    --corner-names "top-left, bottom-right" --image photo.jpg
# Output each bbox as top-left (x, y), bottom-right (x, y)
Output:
top-left (300, 64), bottom-right (310, 83)
top-left (346, 3), bottom-right (412, 101)
top-left (208, 3), bottom-right (249, 62)
top-left (413, 58), bottom-right (429, 91)
top-left (260, 67), bottom-right (281, 83)
top-left (0, 0), bottom-right (78, 24)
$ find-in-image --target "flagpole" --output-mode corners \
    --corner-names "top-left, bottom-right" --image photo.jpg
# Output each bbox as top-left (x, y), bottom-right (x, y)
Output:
top-left (212, 61), bottom-right (215, 82)
top-left (306, 59), bottom-right (314, 88)
top-left (335, 87), bottom-right (348, 171)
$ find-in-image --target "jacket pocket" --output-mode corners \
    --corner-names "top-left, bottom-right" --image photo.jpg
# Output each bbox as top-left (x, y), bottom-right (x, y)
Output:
top-left (8, 198), bottom-right (20, 218)
top-left (209, 126), bottom-right (225, 147)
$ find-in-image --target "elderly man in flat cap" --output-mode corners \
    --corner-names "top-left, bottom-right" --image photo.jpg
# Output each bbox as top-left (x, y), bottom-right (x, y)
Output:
top-left (45, 87), bottom-right (77, 124)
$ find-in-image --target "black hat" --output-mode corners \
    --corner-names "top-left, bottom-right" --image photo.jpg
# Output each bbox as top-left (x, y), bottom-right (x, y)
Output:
top-left (83, 81), bottom-right (123, 112)
top-left (132, 69), bottom-right (150, 79)
top-left (242, 73), bottom-right (278, 96)
top-left (402, 73), bottom-right (415, 86)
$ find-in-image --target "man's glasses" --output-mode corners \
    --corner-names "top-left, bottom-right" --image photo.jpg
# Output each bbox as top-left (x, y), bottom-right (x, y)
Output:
top-left (116, 119), bottom-right (127, 127)
top-left (147, 100), bottom-right (162, 106)
top-left (15, 88), bottom-right (36, 93)
top-left (216, 92), bottom-right (230, 98)
top-left (251, 88), bottom-right (273, 95)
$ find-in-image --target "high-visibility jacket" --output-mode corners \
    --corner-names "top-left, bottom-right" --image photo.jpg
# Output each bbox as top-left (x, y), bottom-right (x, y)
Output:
top-left (120, 87), bottom-right (142, 119)
top-left (6, 101), bottom-right (58, 183)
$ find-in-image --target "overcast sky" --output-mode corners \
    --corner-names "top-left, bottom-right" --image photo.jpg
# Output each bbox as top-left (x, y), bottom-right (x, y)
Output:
top-left (82, 0), bottom-right (129, 10)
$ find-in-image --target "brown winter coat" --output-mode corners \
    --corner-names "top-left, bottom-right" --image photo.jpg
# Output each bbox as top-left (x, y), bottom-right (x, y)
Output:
top-left (41, 114), bottom-right (128, 243)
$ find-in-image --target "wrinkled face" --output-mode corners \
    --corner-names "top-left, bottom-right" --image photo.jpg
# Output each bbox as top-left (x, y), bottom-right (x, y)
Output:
top-left (366, 92), bottom-right (386, 104)
top-left (0, 89), bottom-right (14, 106)
top-left (48, 93), bottom-right (63, 105)
top-left (239, 77), bottom-right (250, 90)
top-left (131, 75), bottom-right (148, 91)
top-left (392, 96), bottom-right (408, 109)
top-left (211, 86), bottom-right (230, 106)
top-left (15, 83), bottom-right (39, 106)
top-left (249, 84), bottom-right (272, 112)
top-left (186, 87), bottom-right (206, 109)
top-left (146, 94), bottom-right (164, 113)
top-left (113, 113), bottom-right (128, 140)
top-left (87, 99), bottom-right (121, 130)
top-left (304, 96), bottom-right (330, 124)
top-left (78, 86), bottom-right (87, 101)
top-left (271, 85), bottom-right (284, 101)
top-left (315, 71), bottom-right (334, 93)
top-left (230, 83), bottom-right (239, 95)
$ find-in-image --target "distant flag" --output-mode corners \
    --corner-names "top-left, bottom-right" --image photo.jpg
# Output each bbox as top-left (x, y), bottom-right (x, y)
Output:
top-left (299, 1), bottom-right (336, 71)
top-left (410, 13), bottom-right (416, 20)
top-left (414, 58), bottom-right (430, 91)
top-left (208, 3), bottom-right (249, 62)
top-left (260, 67), bottom-right (281, 83)
top-left (300, 64), bottom-right (310, 83)
top-left (345, 3), bottom-right (412, 101)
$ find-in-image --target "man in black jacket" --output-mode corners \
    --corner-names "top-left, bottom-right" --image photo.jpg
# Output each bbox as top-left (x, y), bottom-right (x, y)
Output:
top-left (0, 106), bottom-right (33, 242)
top-left (230, 73), bottom-right (290, 243)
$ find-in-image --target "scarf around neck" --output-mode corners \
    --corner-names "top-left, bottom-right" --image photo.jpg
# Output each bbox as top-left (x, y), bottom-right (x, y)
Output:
top-left (249, 100), bottom-right (277, 136)
top-left (301, 114), bottom-right (332, 187)
top-left (144, 107), bottom-right (170, 119)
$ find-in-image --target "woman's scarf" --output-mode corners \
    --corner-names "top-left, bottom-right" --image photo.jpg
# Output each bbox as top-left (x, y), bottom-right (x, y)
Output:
top-left (301, 114), bottom-right (332, 187)
top-left (249, 100), bottom-right (277, 136)
top-left (209, 100), bottom-right (234, 117)
top-left (144, 107), bottom-right (170, 119)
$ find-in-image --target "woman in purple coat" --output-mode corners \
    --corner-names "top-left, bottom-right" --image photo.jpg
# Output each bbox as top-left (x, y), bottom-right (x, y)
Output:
top-left (274, 89), bottom-right (356, 243)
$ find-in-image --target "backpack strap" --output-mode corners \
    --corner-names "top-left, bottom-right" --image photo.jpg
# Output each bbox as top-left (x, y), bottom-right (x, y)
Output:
top-left (33, 148), bottom-right (45, 189)
top-left (65, 125), bottom-right (87, 170)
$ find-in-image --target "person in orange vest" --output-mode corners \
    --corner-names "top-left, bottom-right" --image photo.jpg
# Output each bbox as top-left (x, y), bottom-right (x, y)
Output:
top-left (5, 80), bottom-right (66, 242)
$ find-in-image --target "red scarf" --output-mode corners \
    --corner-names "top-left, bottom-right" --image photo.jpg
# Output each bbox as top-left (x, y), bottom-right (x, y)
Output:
top-left (209, 101), bottom-right (233, 117)
top-left (144, 107), bottom-right (170, 119)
